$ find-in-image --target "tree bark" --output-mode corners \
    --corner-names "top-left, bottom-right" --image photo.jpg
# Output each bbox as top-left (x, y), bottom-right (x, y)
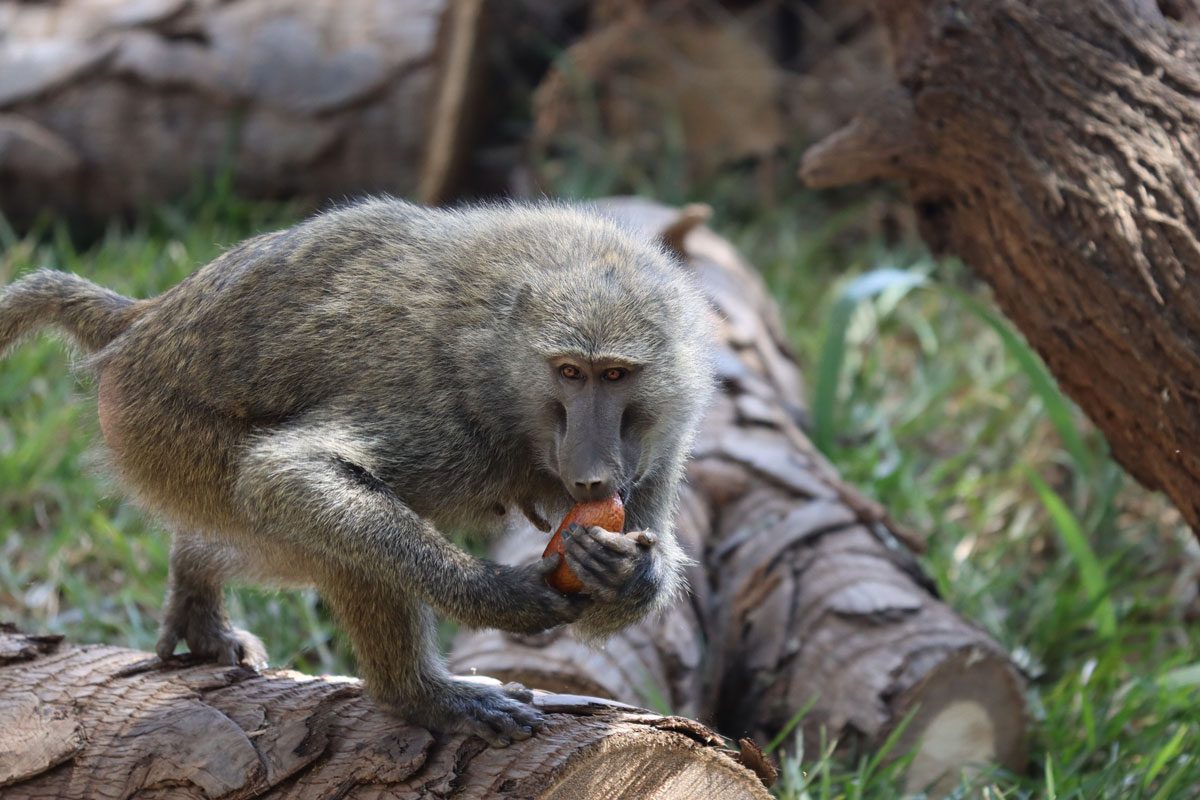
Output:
top-left (0, 0), bottom-right (485, 225)
top-left (801, 0), bottom-right (1200, 534)
top-left (0, 625), bottom-right (771, 800)
top-left (451, 198), bottom-right (1028, 795)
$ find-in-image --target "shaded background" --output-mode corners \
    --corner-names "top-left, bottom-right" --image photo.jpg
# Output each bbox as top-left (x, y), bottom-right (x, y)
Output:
top-left (2, 1), bottom-right (1198, 796)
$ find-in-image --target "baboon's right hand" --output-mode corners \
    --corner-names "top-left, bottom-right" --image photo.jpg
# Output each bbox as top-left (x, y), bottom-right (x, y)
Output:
top-left (488, 555), bottom-right (589, 634)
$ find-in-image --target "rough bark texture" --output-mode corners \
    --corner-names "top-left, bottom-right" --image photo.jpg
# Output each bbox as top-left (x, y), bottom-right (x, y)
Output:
top-left (0, 625), bottom-right (771, 800)
top-left (801, 0), bottom-right (1200, 534)
top-left (451, 198), bottom-right (1028, 795)
top-left (0, 0), bottom-right (484, 224)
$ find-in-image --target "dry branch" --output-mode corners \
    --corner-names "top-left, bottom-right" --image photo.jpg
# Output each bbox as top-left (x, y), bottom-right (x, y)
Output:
top-left (0, 625), bottom-right (770, 800)
top-left (801, 0), bottom-right (1200, 535)
top-left (0, 0), bottom-right (484, 224)
top-left (451, 198), bottom-right (1028, 795)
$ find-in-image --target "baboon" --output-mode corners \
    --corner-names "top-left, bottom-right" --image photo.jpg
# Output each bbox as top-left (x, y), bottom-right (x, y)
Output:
top-left (0, 198), bottom-right (715, 745)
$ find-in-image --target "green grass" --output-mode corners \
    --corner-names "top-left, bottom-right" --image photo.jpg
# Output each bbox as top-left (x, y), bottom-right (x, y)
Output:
top-left (0, 195), bottom-right (348, 675)
top-left (3, 177), bottom-right (1199, 798)
top-left (740, 228), bottom-right (1200, 798)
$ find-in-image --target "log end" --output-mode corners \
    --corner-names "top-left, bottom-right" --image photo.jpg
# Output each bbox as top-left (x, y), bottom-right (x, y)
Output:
top-left (892, 647), bottom-right (1028, 795)
top-left (540, 727), bottom-right (773, 800)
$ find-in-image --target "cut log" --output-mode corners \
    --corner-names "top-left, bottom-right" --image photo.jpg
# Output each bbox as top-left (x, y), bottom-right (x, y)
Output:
top-left (0, 625), bottom-right (770, 800)
top-left (523, 1), bottom-right (896, 191)
top-left (801, 0), bottom-right (1200, 535)
top-left (0, 0), bottom-right (485, 225)
top-left (530, 12), bottom-right (785, 185)
top-left (451, 198), bottom-right (1028, 795)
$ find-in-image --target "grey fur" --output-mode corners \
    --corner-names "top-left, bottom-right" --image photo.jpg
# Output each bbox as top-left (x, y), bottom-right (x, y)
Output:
top-left (0, 197), bottom-right (715, 745)
top-left (0, 269), bottom-right (143, 354)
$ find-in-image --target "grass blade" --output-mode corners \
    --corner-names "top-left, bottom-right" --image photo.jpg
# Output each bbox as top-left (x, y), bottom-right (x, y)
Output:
top-left (1159, 663), bottom-right (1200, 690)
top-left (812, 267), bottom-right (927, 454)
top-left (766, 695), bottom-right (820, 754)
top-left (947, 288), bottom-right (1097, 476)
top-left (1026, 469), bottom-right (1117, 639)
top-left (1143, 725), bottom-right (1188, 790)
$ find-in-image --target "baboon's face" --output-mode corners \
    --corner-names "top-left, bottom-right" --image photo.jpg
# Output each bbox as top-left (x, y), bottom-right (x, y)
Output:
top-left (545, 354), bottom-right (645, 504)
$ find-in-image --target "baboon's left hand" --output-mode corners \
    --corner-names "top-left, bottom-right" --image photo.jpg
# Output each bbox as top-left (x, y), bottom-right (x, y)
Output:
top-left (562, 524), bottom-right (661, 608)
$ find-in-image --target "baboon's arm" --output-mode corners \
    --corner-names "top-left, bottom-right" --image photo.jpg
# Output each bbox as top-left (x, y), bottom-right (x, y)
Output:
top-left (234, 423), bottom-right (584, 634)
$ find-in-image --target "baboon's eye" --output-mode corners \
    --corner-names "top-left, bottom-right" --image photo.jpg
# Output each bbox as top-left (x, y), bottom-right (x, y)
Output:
top-left (559, 364), bottom-right (583, 380)
top-left (602, 367), bottom-right (628, 382)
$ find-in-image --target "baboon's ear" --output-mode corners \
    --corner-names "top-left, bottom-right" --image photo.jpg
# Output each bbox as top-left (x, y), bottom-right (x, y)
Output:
top-left (657, 203), bottom-right (711, 260)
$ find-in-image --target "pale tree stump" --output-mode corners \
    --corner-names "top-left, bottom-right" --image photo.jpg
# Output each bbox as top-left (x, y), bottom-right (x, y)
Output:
top-left (0, 625), bottom-right (771, 800)
top-left (0, 0), bottom-right (484, 224)
top-left (452, 198), bottom-right (1028, 795)
top-left (801, 0), bottom-right (1200, 536)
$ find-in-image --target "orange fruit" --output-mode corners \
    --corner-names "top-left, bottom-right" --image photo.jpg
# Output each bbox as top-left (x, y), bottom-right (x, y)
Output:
top-left (542, 494), bottom-right (626, 593)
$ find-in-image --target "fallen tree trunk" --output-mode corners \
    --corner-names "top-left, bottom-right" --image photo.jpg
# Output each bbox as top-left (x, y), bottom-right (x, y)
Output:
top-left (0, 625), bottom-right (771, 800)
top-left (0, 0), bottom-right (484, 225)
top-left (524, 1), bottom-right (894, 192)
top-left (801, 0), bottom-right (1200, 535)
top-left (451, 198), bottom-right (1028, 795)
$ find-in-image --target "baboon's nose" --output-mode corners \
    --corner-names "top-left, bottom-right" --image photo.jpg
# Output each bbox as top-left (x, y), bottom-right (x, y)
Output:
top-left (572, 475), bottom-right (614, 503)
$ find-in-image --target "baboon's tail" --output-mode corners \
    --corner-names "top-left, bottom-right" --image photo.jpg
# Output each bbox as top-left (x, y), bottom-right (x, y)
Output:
top-left (0, 269), bottom-right (142, 356)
